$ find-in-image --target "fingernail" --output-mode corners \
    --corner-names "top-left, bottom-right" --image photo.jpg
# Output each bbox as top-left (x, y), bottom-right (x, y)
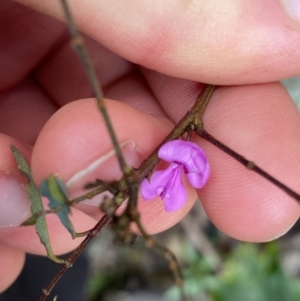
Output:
top-left (66, 141), bottom-right (141, 206)
top-left (0, 172), bottom-right (31, 227)
top-left (281, 0), bottom-right (300, 21)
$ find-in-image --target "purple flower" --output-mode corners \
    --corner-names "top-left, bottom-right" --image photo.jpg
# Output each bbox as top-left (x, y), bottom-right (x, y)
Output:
top-left (140, 140), bottom-right (210, 212)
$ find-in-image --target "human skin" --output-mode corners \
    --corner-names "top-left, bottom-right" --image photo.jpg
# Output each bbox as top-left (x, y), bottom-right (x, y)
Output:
top-left (1, 0), bottom-right (300, 292)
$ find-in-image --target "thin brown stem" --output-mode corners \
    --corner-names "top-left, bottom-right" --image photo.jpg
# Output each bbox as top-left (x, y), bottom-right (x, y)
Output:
top-left (22, 185), bottom-right (109, 224)
top-left (60, 0), bottom-right (128, 174)
top-left (44, 2), bottom-right (300, 300)
top-left (137, 84), bottom-right (216, 181)
top-left (197, 128), bottom-right (300, 202)
top-left (37, 83), bottom-right (216, 300)
top-left (129, 208), bottom-right (190, 301)
top-left (39, 215), bottom-right (110, 301)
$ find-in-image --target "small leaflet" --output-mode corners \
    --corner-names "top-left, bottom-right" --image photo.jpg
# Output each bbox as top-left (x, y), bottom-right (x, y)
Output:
top-left (10, 144), bottom-right (64, 263)
top-left (40, 175), bottom-right (76, 239)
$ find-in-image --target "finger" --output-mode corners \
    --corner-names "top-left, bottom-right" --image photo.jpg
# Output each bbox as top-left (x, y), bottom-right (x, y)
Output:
top-left (104, 71), bottom-right (165, 116)
top-left (0, 78), bottom-right (56, 145)
top-left (31, 99), bottom-right (197, 234)
top-left (0, 243), bottom-right (25, 293)
top-left (0, 0), bottom-right (65, 90)
top-left (34, 34), bottom-right (134, 106)
top-left (199, 83), bottom-right (300, 242)
top-left (15, 0), bottom-right (300, 84)
top-left (34, 34), bottom-right (165, 115)
top-left (0, 135), bottom-right (96, 255)
top-left (145, 72), bottom-right (300, 241)
top-left (0, 206), bottom-right (96, 255)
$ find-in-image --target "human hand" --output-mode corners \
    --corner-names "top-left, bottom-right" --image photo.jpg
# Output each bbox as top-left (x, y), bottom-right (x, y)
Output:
top-left (1, 0), bottom-right (300, 292)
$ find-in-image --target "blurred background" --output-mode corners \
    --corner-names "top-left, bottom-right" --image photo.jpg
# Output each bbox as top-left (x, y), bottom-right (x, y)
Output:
top-left (85, 201), bottom-right (300, 301)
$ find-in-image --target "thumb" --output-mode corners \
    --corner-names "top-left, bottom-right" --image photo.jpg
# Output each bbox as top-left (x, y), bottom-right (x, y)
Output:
top-left (14, 0), bottom-right (300, 84)
top-left (31, 99), bottom-right (198, 234)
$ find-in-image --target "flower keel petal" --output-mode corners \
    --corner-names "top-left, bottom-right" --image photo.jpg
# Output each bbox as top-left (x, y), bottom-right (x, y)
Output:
top-left (186, 163), bottom-right (210, 188)
top-left (140, 164), bottom-right (178, 200)
top-left (163, 168), bottom-right (187, 212)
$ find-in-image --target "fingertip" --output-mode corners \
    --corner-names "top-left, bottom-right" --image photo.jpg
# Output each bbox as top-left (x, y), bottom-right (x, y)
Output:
top-left (0, 205), bottom-right (96, 255)
top-left (31, 98), bottom-right (173, 182)
top-left (196, 83), bottom-right (300, 241)
top-left (0, 135), bottom-right (33, 228)
top-left (32, 98), bottom-right (194, 232)
top-left (136, 190), bottom-right (197, 234)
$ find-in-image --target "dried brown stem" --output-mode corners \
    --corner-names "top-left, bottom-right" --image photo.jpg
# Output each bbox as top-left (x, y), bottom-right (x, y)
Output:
top-left (133, 211), bottom-right (190, 301)
top-left (38, 215), bottom-right (110, 301)
top-left (60, 0), bottom-right (128, 174)
top-left (38, 76), bottom-right (300, 299)
top-left (137, 84), bottom-right (216, 180)
top-left (38, 1), bottom-right (300, 300)
top-left (38, 84), bottom-right (216, 300)
top-left (196, 128), bottom-right (300, 202)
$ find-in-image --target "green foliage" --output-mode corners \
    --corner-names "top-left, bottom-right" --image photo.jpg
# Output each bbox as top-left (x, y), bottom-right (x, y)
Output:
top-left (85, 234), bottom-right (173, 300)
top-left (11, 144), bottom-right (64, 263)
top-left (40, 175), bottom-right (76, 239)
top-left (211, 243), bottom-right (297, 301)
top-left (167, 242), bottom-right (300, 301)
top-left (86, 271), bottom-right (125, 301)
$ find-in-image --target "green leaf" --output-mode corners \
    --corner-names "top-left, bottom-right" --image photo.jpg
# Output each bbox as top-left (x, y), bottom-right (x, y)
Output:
top-left (11, 144), bottom-right (64, 263)
top-left (21, 214), bottom-right (38, 226)
top-left (40, 175), bottom-right (76, 239)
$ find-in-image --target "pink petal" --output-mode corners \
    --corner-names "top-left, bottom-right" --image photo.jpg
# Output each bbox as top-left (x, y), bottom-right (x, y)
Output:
top-left (140, 164), bottom-right (178, 200)
top-left (140, 163), bottom-right (187, 212)
top-left (159, 140), bottom-right (210, 188)
top-left (185, 164), bottom-right (210, 188)
top-left (163, 167), bottom-right (187, 212)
